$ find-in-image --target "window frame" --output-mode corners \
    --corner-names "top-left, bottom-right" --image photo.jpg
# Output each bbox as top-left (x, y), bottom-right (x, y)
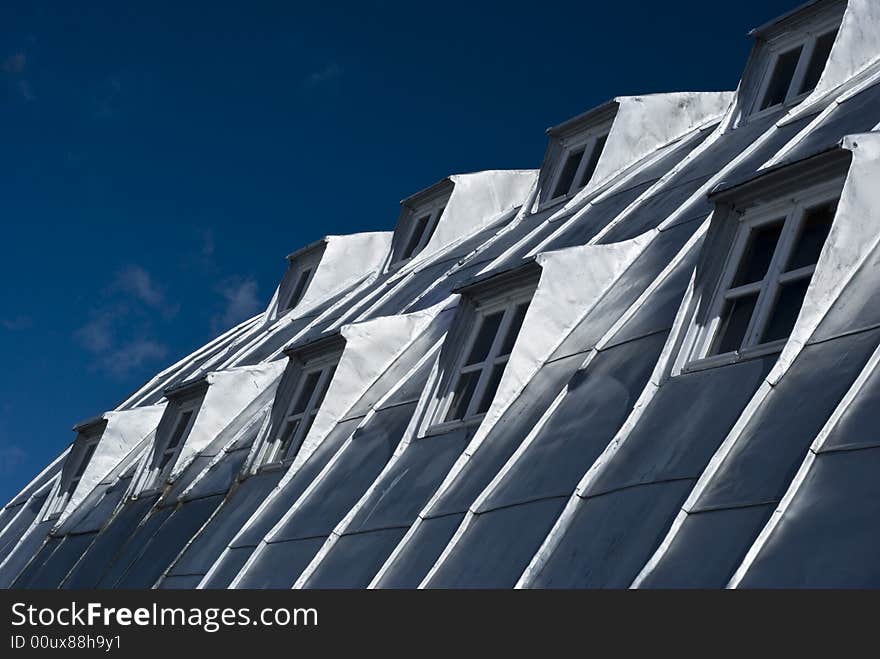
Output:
top-left (45, 427), bottom-right (103, 519)
top-left (284, 264), bottom-right (316, 311)
top-left (255, 351), bottom-right (340, 471)
top-left (748, 15), bottom-right (840, 121)
top-left (543, 123), bottom-right (611, 208)
top-left (135, 387), bottom-right (205, 496)
top-left (425, 279), bottom-right (536, 436)
top-left (281, 244), bottom-right (324, 314)
top-left (392, 200), bottom-right (447, 268)
top-left (679, 177), bottom-right (842, 374)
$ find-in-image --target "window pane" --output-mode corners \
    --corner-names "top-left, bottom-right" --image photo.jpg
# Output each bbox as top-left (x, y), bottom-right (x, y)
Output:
top-left (312, 365), bottom-right (336, 410)
top-left (287, 268), bottom-right (312, 310)
top-left (158, 451), bottom-right (174, 471)
top-left (476, 362), bottom-right (507, 414)
top-left (300, 412), bottom-right (317, 443)
top-left (71, 443), bottom-right (97, 481)
top-left (761, 278), bottom-right (811, 344)
top-left (401, 214), bottom-right (431, 260)
top-left (445, 370), bottom-right (481, 422)
top-left (799, 30), bottom-right (837, 95)
top-left (733, 220), bottom-right (784, 286)
top-left (465, 311), bottom-right (504, 365)
top-left (576, 134), bottom-right (607, 189)
top-left (760, 46), bottom-right (803, 110)
top-left (786, 201), bottom-right (836, 271)
top-left (552, 148), bottom-right (585, 198)
top-left (421, 207), bottom-right (443, 247)
top-left (165, 410), bottom-right (194, 453)
top-left (277, 419), bottom-right (301, 456)
top-left (712, 293), bottom-right (759, 355)
top-left (499, 303), bottom-right (529, 357)
top-left (291, 371), bottom-right (322, 415)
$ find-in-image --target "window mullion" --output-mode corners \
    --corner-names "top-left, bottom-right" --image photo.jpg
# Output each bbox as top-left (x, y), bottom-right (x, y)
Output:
top-left (416, 208), bottom-right (441, 253)
top-left (568, 137), bottom-right (594, 195)
top-left (788, 38), bottom-right (817, 102)
top-left (745, 208), bottom-right (801, 347)
top-left (464, 305), bottom-right (515, 418)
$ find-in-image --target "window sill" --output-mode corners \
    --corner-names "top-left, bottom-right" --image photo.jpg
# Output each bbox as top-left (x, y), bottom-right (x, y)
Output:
top-left (744, 91), bottom-right (811, 125)
top-left (422, 415), bottom-right (485, 438)
top-left (682, 339), bottom-right (786, 374)
top-left (537, 193), bottom-right (579, 216)
top-left (256, 460), bottom-right (288, 473)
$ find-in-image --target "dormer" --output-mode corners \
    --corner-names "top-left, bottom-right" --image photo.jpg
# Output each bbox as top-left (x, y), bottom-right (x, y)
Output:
top-left (534, 93), bottom-right (733, 215)
top-left (280, 241), bottom-right (325, 313)
top-left (385, 171), bottom-right (537, 274)
top-left (389, 180), bottom-right (454, 269)
top-left (43, 419), bottom-right (104, 521)
top-left (737, 0), bottom-right (845, 123)
top-left (538, 103), bottom-right (615, 210)
top-left (249, 334), bottom-right (345, 472)
top-left (265, 232), bottom-right (393, 323)
top-left (130, 362), bottom-right (285, 496)
top-left (42, 405), bottom-right (165, 523)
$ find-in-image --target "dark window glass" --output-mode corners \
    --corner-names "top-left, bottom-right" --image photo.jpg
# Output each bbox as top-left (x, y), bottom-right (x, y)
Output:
top-left (761, 278), bottom-right (811, 343)
top-left (292, 371), bottom-right (322, 415)
top-left (71, 443), bottom-right (97, 482)
top-left (165, 410), bottom-right (194, 453)
top-left (445, 370), bottom-right (480, 422)
top-left (577, 134), bottom-right (607, 189)
top-left (422, 207), bottom-right (443, 246)
top-left (465, 311), bottom-right (504, 365)
top-left (799, 30), bottom-right (837, 95)
top-left (786, 201), bottom-right (836, 271)
top-left (499, 303), bottom-right (529, 357)
top-left (760, 46), bottom-right (803, 110)
top-left (733, 221), bottom-right (784, 286)
top-left (300, 412), bottom-right (317, 442)
top-left (401, 214), bottom-right (431, 260)
top-left (476, 363), bottom-right (506, 414)
top-left (312, 366), bottom-right (336, 409)
top-left (287, 268), bottom-right (312, 310)
top-left (713, 293), bottom-right (759, 355)
top-left (552, 148), bottom-right (585, 198)
top-left (277, 419), bottom-right (300, 455)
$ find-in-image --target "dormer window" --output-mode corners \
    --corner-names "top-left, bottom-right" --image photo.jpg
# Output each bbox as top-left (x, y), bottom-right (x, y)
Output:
top-left (756, 28), bottom-right (837, 112)
top-left (137, 383), bottom-right (205, 494)
top-left (400, 206), bottom-right (444, 262)
top-left (285, 266), bottom-right (314, 311)
top-left (254, 336), bottom-right (343, 470)
top-left (391, 180), bottom-right (453, 268)
top-left (45, 421), bottom-right (104, 519)
top-left (425, 264), bottom-right (539, 433)
top-left (747, 1), bottom-right (842, 118)
top-left (281, 242), bottom-right (324, 313)
top-left (550, 132), bottom-right (608, 201)
top-left (539, 104), bottom-right (615, 209)
top-left (679, 175), bottom-right (843, 374)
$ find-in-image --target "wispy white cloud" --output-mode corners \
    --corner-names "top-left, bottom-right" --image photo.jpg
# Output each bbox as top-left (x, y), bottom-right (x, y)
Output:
top-left (102, 339), bottom-right (168, 378)
top-left (112, 264), bottom-right (166, 309)
top-left (75, 312), bottom-right (116, 354)
top-left (0, 445), bottom-right (26, 477)
top-left (74, 265), bottom-right (174, 378)
top-left (303, 62), bottom-right (342, 89)
top-left (3, 52), bottom-right (25, 74)
top-left (91, 74), bottom-right (123, 118)
top-left (3, 51), bottom-right (34, 101)
top-left (2, 315), bottom-right (33, 331)
top-left (213, 277), bottom-right (261, 333)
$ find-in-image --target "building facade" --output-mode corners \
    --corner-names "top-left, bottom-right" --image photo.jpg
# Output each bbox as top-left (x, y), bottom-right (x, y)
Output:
top-left (3, 0), bottom-right (880, 588)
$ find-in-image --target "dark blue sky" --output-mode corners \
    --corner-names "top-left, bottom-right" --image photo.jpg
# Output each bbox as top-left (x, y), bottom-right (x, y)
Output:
top-left (0, 0), bottom-right (798, 504)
